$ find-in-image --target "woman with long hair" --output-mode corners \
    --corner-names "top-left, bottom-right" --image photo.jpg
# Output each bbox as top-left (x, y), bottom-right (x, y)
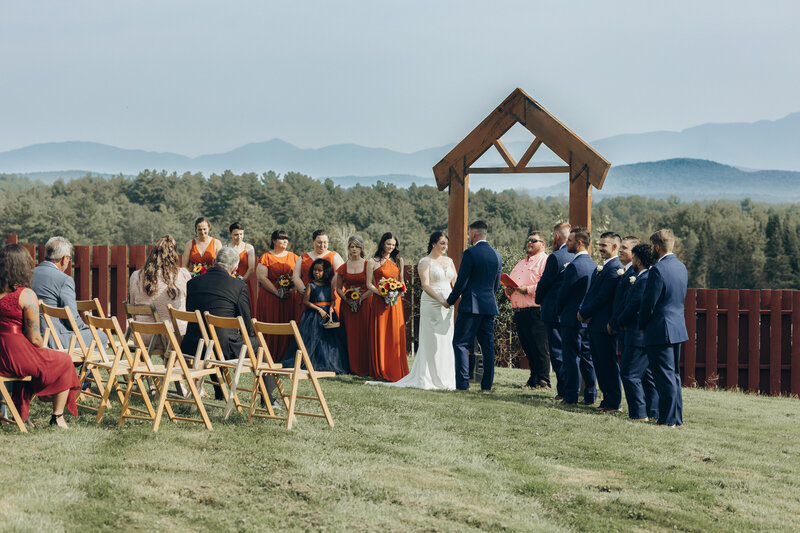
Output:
top-left (0, 244), bottom-right (80, 428)
top-left (181, 216), bottom-right (223, 271)
top-left (365, 232), bottom-right (408, 381)
top-left (129, 235), bottom-right (192, 342)
top-left (255, 229), bottom-right (299, 362)
top-left (292, 229), bottom-right (344, 321)
top-left (335, 235), bottom-right (372, 376)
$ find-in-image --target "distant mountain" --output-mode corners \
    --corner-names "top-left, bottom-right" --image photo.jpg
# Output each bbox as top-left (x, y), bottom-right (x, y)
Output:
top-left (523, 159), bottom-right (800, 202)
top-left (593, 112), bottom-right (800, 171)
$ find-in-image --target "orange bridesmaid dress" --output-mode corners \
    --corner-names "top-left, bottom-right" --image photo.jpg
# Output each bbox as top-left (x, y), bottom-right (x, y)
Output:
top-left (235, 246), bottom-right (257, 319)
top-left (368, 260), bottom-right (408, 382)
top-left (256, 251), bottom-right (299, 362)
top-left (298, 251), bottom-right (340, 320)
top-left (189, 239), bottom-right (216, 269)
top-left (336, 261), bottom-right (372, 376)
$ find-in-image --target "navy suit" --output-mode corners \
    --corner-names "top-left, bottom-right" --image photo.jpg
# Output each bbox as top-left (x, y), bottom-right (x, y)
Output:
top-left (556, 252), bottom-right (596, 404)
top-left (611, 269), bottom-right (659, 419)
top-left (447, 241), bottom-right (502, 390)
top-left (579, 256), bottom-right (623, 409)
top-left (639, 253), bottom-right (688, 426)
top-left (534, 243), bottom-right (574, 397)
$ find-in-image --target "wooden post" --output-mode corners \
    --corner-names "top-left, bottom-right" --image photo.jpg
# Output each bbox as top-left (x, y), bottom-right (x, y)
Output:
top-left (770, 290), bottom-right (782, 394)
top-left (569, 155), bottom-right (591, 233)
top-left (725, 289), bottom-right (739, 390)
top-left (683, 288), bottom-right (696, 387)
top-left (448, 172), bottom-right (469, 269)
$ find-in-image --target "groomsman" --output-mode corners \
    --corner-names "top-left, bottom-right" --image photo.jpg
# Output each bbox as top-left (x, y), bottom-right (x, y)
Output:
top-left (578, 232), bottom-right (623, 412)
top-left (535, 222), bottom-right (574, 399)
top-left (610, 243), bottom-right (659, 421)
top-left (639, 229), bottom-right (688, 427)
top-left (609, 236), bottom-right (639, 342)
top-left (556, 227), bottom-right (596, 405)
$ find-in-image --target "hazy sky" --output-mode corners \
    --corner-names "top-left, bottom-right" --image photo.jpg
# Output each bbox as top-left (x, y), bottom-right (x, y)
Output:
top-left (1, 1), bottom-right (798, 155)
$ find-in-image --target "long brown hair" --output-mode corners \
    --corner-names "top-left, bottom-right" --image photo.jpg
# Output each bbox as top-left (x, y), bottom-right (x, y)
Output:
top-left (0, 244), bottom-right (33, 293)
top-left (140, 236), bottom-right (180, 298)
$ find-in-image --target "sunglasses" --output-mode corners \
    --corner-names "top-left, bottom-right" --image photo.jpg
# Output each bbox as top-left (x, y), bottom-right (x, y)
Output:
top-left (527, 238), bottom-right (542, 244)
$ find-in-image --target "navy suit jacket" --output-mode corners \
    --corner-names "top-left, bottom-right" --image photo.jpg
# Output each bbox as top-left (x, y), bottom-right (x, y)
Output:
top-left (638, 254), bottom-right (689, 345)
top-left (535, 244), bottom-right (575, 324)
top-left (609, 264), bottom-right (633, 330)
top-left (612, 269), bottom-right (648, 348)
top-left (446, 241), bottom-right (502, 315)
top-left (579, 256), bottom-right (623, 332)
top-left (556, 252), bottom-right (596, 329)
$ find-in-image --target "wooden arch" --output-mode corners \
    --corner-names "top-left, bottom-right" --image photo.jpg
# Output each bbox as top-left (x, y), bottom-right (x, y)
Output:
top-left (433, 88), bottom-right (610, 264)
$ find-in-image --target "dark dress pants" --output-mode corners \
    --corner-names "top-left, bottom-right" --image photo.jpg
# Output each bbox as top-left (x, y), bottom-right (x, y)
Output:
top-left (646, 343), bottom-right (683, 426)
top-left (560, 325), bottom-right (596, 404)
top-left (545, 321), bottom-right (564, 396)
top-left (620, 343), bottom-right (659, 419)
top-left (452, 311), bottom-right (496, 391)
top-left (590, 329), bottom-right (622, 409)
top-left (514, 307), bottom-right (550, 386)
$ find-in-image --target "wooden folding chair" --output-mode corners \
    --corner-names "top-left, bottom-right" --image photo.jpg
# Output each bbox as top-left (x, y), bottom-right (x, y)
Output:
top-left (120, 320), bottom-right (214, 431)
top-left (122, 301), bottom-right (169, 357)
top-left (0, 375), bottom-right (32, 433)
top-left (76, 298), bottom-right (106, 320)
top-left (204, 312), bottom-right (276, 420)
top-left (251, 319), bottom-right (334, 429)
top-left (83, 313), bottom-right (157, 423)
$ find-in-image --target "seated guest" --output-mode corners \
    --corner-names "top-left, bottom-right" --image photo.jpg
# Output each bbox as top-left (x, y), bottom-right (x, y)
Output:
top-left (33, 236), bottom-right (106, 349)
top-left (0, 244), bottom-right (80, 428)
top-left (128, 235), bottom-right (192, 348)
top-left (181, 246), bottom-right (278, 404)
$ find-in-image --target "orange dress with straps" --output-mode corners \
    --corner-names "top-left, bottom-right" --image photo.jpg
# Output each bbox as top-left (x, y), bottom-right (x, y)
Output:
top-left (189, 239), bottom-right (216, 268)
top-left (256, 251), bottom-right (299, 362)
top-left (336, 261), bottom-right (371, 376)
top-left (298, 251), bottom-right (340, 320)
top-left (368, 260), bottom-right (408, 382)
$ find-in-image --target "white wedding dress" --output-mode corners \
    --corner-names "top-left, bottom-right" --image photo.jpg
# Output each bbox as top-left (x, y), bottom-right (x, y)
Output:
top-left (369, 256), bottom-right (456, 390)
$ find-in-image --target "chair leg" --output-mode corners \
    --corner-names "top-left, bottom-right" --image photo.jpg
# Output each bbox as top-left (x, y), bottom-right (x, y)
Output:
top-left (184, 372), bottom-right (213, 430)
top-left (117, 371), bottom-right (138, 428)
top-left (0, 381), bottom-right (27, 433)
top-left (308, 371), bottom-right (334, 427)
top-left (223, 357), bottom-right (246, 419)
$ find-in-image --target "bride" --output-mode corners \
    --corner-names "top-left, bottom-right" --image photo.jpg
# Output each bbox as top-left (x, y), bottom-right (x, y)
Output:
top-left (369, 231), bottom-right (456, 390)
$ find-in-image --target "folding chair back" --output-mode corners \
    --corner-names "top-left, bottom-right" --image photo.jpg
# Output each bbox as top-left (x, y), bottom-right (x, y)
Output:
top-left (0, 376), bottom-right (32, 433)
top-left (121, 320), bottom-right (214, 431)
top-left (251, 319), bottom-right (334, 429)
top-left (39, 302), bottom-right (89, 364)
top-left (122, 301), bottom-right (168, 356)
top-left (76, 298), bottom-right (106, 320)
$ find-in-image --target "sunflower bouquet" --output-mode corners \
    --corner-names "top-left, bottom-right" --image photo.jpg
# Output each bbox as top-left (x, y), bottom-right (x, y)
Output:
top-left (277, 274), bottom-right (293, 299)
top-left (377, 277), bottom-right (406, 306)
top-left (343, 287), bottom-right (363, 312)
top-left (191, 263), bottom-right (209, 277)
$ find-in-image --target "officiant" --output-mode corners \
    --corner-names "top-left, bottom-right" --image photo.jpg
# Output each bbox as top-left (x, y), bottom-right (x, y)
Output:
top-left (504, 231), bottom-right (550, 390)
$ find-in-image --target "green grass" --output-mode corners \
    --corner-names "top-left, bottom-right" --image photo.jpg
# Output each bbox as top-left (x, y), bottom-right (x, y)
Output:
top-left (2, 364), bottom-right (800, 532)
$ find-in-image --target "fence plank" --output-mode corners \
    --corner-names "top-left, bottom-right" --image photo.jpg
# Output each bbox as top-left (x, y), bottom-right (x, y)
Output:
top-left (770, 290), bottom-right (782, 394)
top-left (73, 245), bottom-right (91, 300)
top-left (725, 289), bottom-right (739, 389)
top-left (793, 292), bottom-right (800, 395)
top-left (704, 289), bottom-right (718, 388)
top-left (745, 290), bottom-right (760, 392)
top-left (683, 288), bottom-right (696, 387)
top-left (92, 246), bottom-right (110, 315)
top-left (110, 246), bottom-right (127, 325)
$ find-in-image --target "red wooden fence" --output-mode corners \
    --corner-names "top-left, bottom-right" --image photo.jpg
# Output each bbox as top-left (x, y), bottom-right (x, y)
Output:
top-left (7, 236), bottom-right (798, 396)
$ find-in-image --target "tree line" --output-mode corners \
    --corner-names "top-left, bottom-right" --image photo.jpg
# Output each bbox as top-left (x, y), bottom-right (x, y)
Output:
top-left (1, 170), bottom-right (798, 290)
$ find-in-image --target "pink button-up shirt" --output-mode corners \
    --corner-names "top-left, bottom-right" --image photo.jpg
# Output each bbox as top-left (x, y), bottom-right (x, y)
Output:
top-left (507, 251), bottom-right (547, 309)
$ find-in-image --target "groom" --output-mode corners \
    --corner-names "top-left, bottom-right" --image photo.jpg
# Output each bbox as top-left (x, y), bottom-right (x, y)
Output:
top-left (446, 220), bottom-right (502, 391)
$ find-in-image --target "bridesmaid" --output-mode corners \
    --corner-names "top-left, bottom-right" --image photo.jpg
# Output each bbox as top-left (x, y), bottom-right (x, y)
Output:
top-left (292, 229), bottom-right (344, 320)
top-left (335, 235), bottom-right (372, 376)
top-left (229, 221), bottom-right (257, 318)
top-left (366, 232), bottom-right (408, 381)
top-left (255, 230), bottom-right (299, 362)
top-left (181, 216), bottom-right (223, 271)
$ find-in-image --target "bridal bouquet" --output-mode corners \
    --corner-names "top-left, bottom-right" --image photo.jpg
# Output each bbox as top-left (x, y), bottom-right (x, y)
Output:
top-left (343, 287), bottom-right (363, 312)
top-left (277, 274), bottom-right (293, 298)
top-left (377, 277), bottom-right (406, 306)
top-left (191, 263), bottom-right (209, 277)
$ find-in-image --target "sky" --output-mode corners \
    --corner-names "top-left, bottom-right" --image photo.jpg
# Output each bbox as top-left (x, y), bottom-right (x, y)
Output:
top-left (1, 0), bottom-right (798, 156)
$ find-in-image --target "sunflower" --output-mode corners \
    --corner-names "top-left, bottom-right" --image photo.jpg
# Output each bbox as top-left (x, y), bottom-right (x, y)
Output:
top-left (279, 278), bottom-right (291, 287)
top-left (351, 292), bottom-right (361, 301)
top-left (379, 287), bottom-right (388, 295)
top-left (193, 264), bottom-right (203, 274)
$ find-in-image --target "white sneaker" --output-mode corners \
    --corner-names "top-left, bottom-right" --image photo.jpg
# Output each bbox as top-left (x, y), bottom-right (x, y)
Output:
top-left (271, 400), bottom-right (284, 411)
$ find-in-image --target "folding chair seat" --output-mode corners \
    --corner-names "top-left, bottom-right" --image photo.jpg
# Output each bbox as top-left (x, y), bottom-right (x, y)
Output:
top-left (0, 375), bottom-right (32, 433)
top-left (120, 320), bottom-right (214, 431)
top-left (251, 319), bottom-right (334, 429)
top-left (83, 313), bottom-right (157, 423)
top-left (204, 312), bottom-right (278, 420)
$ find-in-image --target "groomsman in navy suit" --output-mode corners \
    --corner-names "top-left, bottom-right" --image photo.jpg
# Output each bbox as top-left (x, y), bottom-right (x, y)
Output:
top-left (639, 229), bottom-right (688, 427)
top-left (556, 227), bottom-right (597, 405)
top-left (578, 232), bottom-right (623, 411)
top-left (609, 236), bottom-right (640, 348)
top-left (610, 243), bottom-right (659, 421)
top-left (535, 222), bottom-right (574, 399)
top-left (446, 220), bottom-right (503, 391)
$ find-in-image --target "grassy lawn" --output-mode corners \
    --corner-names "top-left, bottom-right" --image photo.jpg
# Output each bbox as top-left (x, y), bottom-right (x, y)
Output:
top-left (1, 363), bottom-right (800, 532)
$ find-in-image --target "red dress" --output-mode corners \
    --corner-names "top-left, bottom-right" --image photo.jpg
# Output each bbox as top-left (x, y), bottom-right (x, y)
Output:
top-left (235, 246), bottom-right (257, 319)
top-left (189, 239), bottom-right (216, 268)
top-left (256, 251), bottom-right (299, 362)
top-left (0, 287), bottom-right (80, 421)
top-left (298, 251), bottom-right (340, 320)
top-left (336, 261), bottom-right (372, 376)
top-left (368, 260), bottom-right (408, 382)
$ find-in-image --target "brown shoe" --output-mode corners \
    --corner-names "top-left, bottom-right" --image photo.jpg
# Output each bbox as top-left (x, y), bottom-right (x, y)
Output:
top-left (553, 395), bottom-right (564, 401)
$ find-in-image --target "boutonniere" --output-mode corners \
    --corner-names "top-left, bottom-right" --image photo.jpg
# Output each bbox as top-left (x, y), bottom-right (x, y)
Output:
top-left (617, 268), bottom-right (625, 276)
top-left (596, 265), bottom-right (603, 272)
top-left (629, 275), bottom-right (636, 285)
top-left (563, 262), bottom-right (570, 269)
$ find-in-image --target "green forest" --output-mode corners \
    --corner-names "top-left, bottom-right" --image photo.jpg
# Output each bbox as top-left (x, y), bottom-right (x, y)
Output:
top-left (1, 170), bottom-right (798, 290)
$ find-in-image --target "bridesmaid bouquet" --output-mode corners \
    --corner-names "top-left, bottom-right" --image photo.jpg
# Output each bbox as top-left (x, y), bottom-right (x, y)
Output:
top-left (343, 287), bottom-right (363, 312)
top-left (191, 264), bottom-right (209, 277)
top-left (377, 277), bottom-right (406, 306)
top-left (277, 275), bottom-right (293, 298)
